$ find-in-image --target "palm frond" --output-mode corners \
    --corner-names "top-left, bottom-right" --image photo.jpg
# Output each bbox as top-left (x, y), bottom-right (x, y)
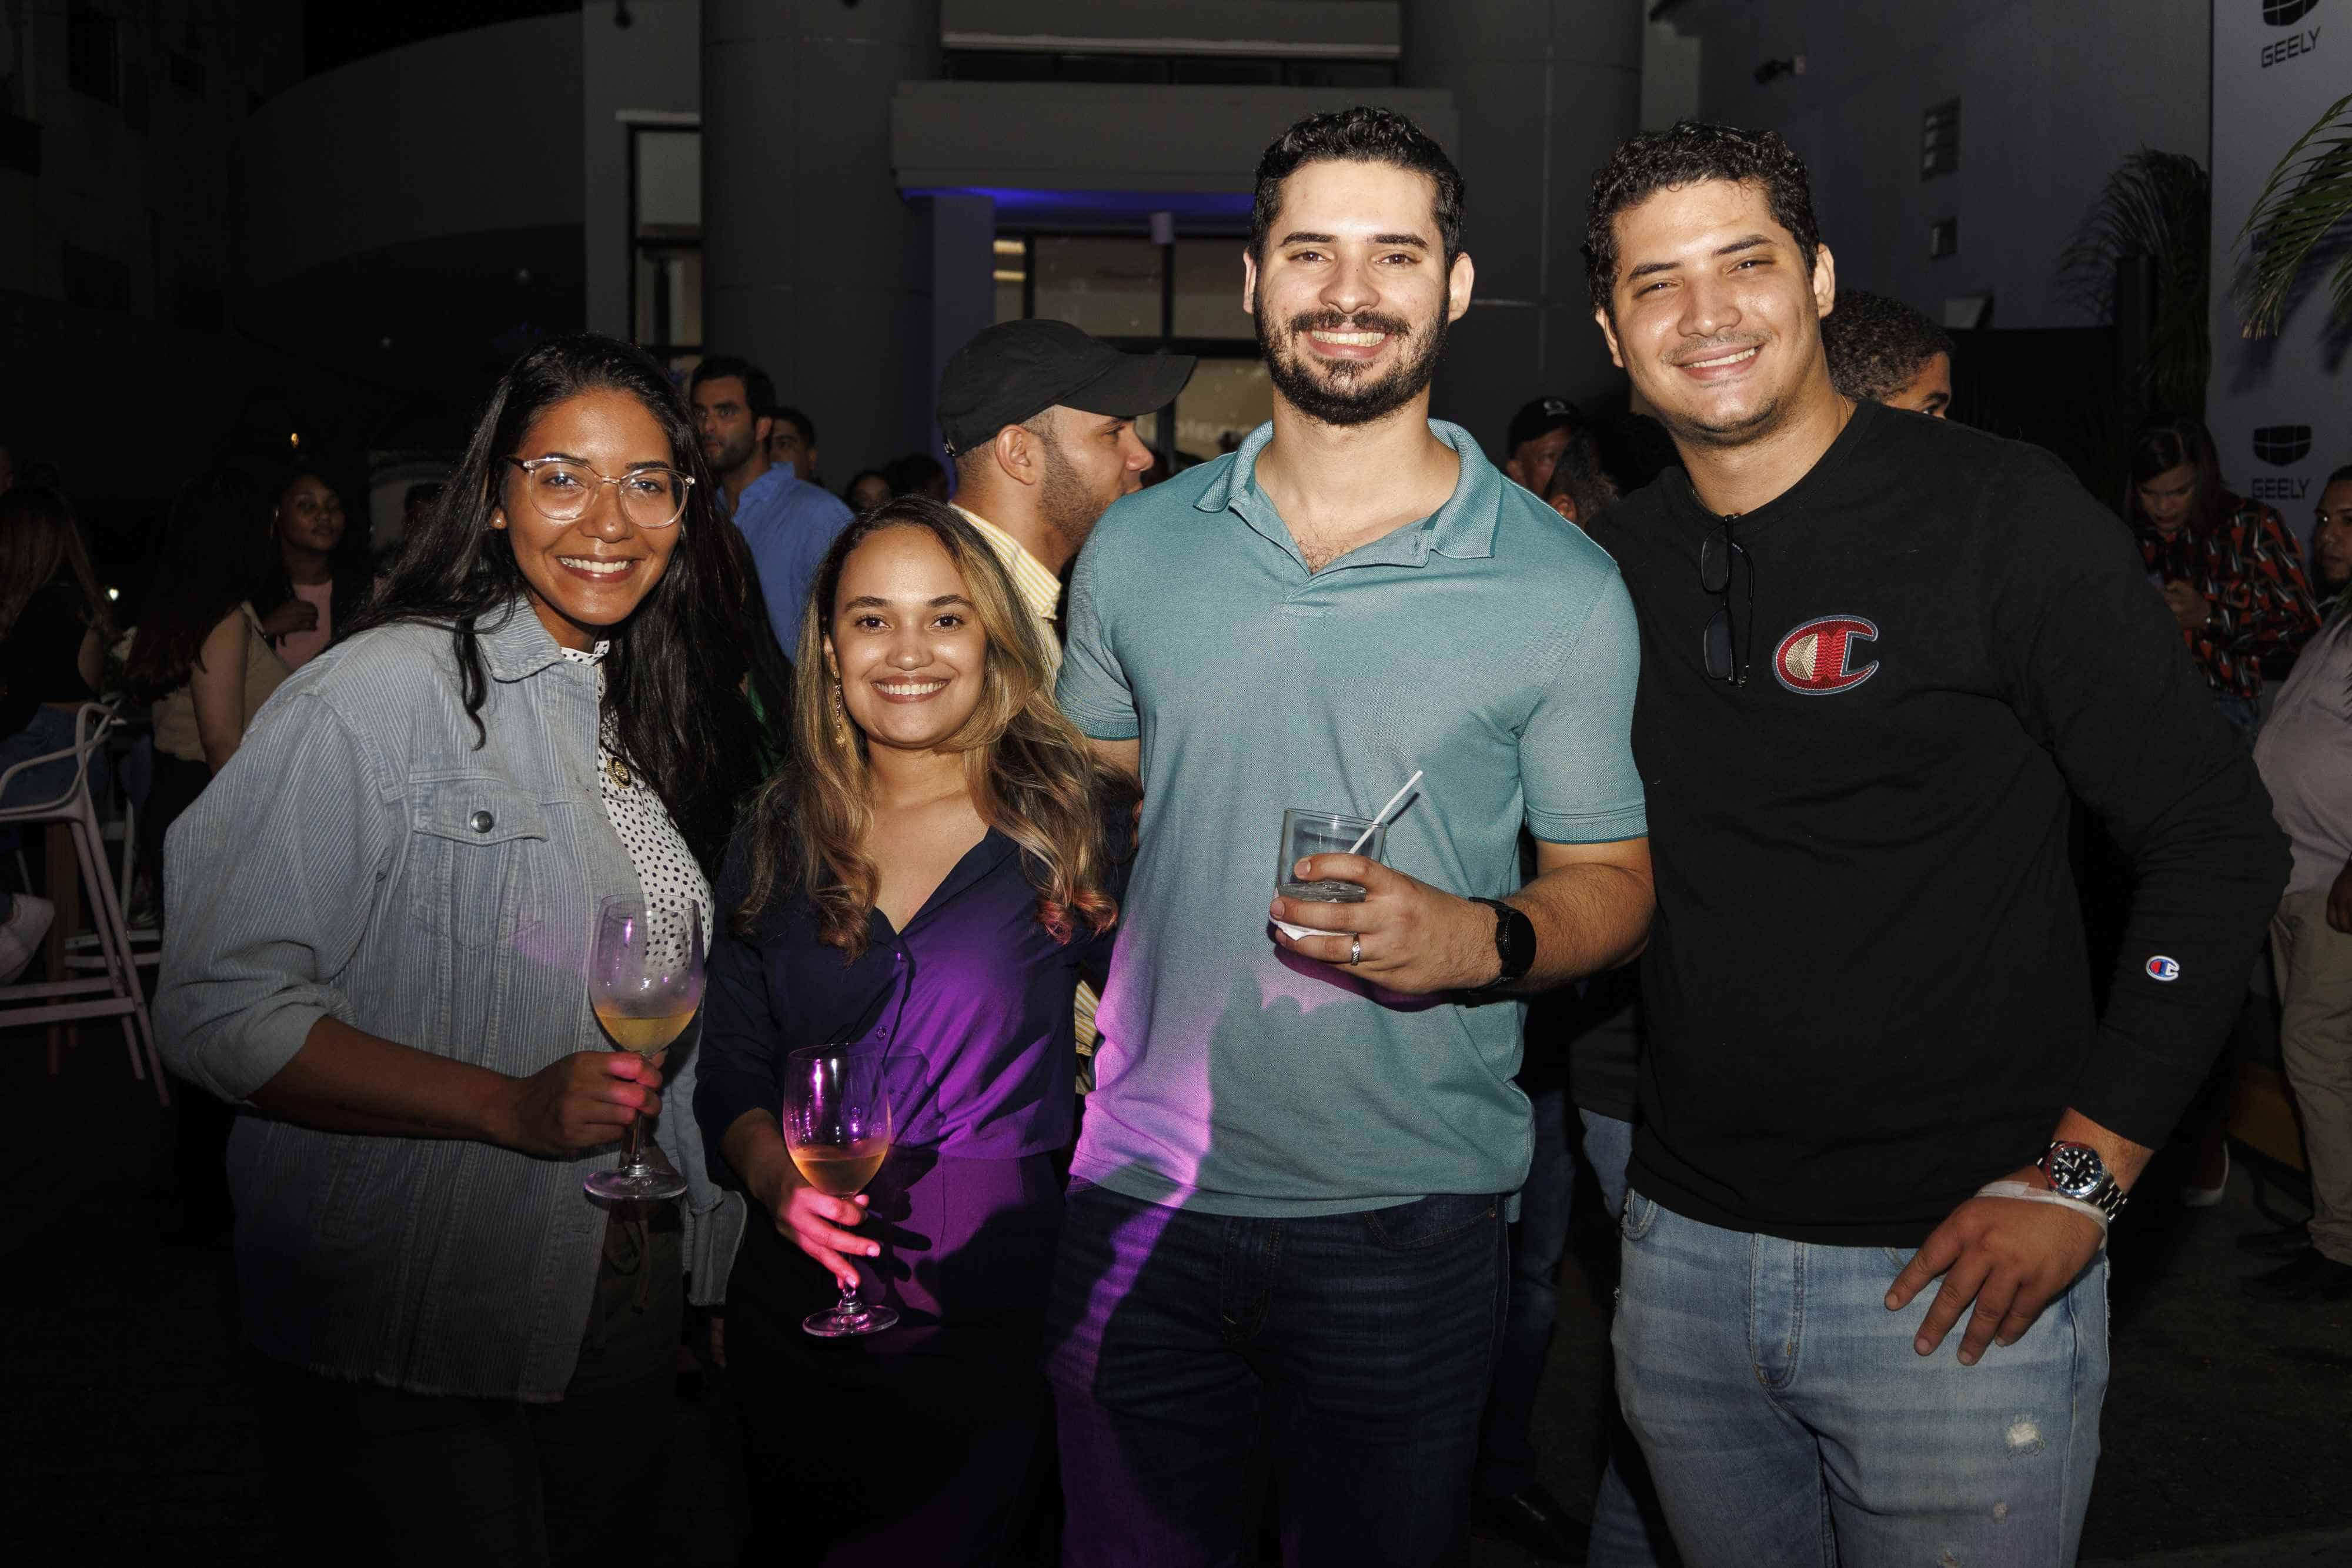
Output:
top-left (2058, 149), bottom-right (2210, 414)
top-left (2235, 91), bottom-right (2352, 337)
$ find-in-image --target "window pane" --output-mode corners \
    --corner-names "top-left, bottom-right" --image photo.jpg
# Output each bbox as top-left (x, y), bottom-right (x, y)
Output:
top-left (1170, 359), bottom-right (1272, 463)
top-left (1172, 241), bottom-right (1251, 340)
top-left (637, 128), bottom-right (700, 236)
top-left (995, 236), bottom-right (1027, 322)
top-left (1033, 237), bottom-right (1162, 337)
top-left (635, 245), bottom-right (702, 349)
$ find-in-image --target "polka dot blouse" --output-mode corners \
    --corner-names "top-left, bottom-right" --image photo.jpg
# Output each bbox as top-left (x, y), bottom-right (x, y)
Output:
top-left (563, 644), bottom-right (714, 942)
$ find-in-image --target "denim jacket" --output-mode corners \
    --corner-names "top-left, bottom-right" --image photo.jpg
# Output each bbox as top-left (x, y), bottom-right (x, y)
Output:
top-left (156, 602), bottom-right (745, 1401)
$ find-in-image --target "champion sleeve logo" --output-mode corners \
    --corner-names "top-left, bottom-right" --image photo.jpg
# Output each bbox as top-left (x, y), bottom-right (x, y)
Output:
top-left (2146, 955), bottom-right (2181, 982)
top-left (1772, 614), bottom-right (1881, 694)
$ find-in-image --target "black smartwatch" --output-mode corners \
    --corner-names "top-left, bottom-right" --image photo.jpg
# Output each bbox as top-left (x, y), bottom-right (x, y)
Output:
top-left (1468, 897), bottom-right (1537, 991)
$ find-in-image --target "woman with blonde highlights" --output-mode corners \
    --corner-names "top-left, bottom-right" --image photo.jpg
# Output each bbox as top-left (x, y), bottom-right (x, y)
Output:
top-left (697, 497), bottom-right (1131, 1565)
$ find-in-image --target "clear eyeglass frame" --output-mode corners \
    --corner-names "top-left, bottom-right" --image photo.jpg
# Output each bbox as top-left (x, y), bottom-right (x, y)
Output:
top-left (504, 455), bottom-right (694, 530)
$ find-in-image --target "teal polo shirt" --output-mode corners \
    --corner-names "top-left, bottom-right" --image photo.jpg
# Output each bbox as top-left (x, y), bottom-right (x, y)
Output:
top-left (1057, 418), bottom-right (1646, 1216)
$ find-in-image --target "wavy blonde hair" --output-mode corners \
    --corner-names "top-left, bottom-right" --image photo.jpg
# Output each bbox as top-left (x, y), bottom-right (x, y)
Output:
top-left (733, 497), bottom-right (1125, 957)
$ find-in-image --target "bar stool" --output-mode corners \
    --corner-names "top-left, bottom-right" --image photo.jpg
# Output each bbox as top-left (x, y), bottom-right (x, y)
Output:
top-left (0, 703), bottom-right (168, 1104)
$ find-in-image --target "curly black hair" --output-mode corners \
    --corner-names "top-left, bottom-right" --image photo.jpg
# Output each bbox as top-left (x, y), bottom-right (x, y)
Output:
top-left (1252, 106), bottom-right (1465, 263)
top-left (1583, 121), bottom-right (1822, 313)
top-left (1819, 290), bottom-right (1954, 404)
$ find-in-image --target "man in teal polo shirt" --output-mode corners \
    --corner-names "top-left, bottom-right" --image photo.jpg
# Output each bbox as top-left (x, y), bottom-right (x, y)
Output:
top-left (1045, 106), bottom-right (1654, 1566)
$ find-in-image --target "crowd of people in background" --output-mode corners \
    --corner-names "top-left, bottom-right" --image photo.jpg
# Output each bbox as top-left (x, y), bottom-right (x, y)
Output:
top-left (2, 104), bottom-right (2348, 1568)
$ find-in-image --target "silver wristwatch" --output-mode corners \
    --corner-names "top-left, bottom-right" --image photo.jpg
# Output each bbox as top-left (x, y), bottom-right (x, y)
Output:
top-left (2040, 1141), bottom-right (2129, 1219)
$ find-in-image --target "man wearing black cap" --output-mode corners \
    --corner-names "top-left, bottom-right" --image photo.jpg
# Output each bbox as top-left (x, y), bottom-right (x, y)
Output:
top-left (938, 319), bottom-right (1194, 662)
top-left (1504, 394), bottom-right (1583, 499)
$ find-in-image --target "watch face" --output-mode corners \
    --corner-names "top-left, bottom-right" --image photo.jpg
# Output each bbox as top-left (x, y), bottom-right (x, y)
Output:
top-left (2045, 1143), bottom-right (2107, 1199)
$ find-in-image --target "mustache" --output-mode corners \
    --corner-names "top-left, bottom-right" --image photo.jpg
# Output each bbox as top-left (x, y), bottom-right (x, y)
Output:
top-left (1287, 309), bottom-right (1415, 339)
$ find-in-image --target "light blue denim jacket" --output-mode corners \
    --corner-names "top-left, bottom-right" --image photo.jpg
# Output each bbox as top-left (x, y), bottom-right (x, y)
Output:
top-left (156, 601), bottom-right (744, 1401)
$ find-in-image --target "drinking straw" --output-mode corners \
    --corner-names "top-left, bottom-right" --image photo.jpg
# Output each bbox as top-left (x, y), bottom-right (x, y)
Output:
top-left (1348, 770), bottom-right (1424, 854)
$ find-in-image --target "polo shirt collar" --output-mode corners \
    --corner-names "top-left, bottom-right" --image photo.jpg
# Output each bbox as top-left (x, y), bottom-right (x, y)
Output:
top-left (1198, 417), bottom-right (1501, 567)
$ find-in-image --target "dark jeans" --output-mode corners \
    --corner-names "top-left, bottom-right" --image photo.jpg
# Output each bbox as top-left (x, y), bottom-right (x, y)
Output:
top-left (1044, 1179), bottom-right (1508, 1567)
top-left (249, 1210), bottom-right (682, 1568)
top-left (1476, 1080), bottom-right (1572, 1499)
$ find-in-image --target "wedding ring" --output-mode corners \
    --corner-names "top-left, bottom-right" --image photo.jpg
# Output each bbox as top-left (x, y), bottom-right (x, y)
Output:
top-left (1349, 935), bottom-right (1363, 965)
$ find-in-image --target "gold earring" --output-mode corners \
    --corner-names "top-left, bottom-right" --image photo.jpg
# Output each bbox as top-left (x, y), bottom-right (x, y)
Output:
top-left (831, 683), bottom-right (848, 745)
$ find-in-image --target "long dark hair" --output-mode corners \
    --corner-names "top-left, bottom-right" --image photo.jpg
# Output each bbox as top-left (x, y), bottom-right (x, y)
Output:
top-left (123, 465), bottom-right (277, 701)
top-left (2126, 411), bottom-right (2230, 536)
top-left (348, 333), bottom-right (764, 870)
top-left (252, 463), bottom-right (375, 648)
top-left (0, 486), bottom-right (111, 643)
top-left (733, 499), bottom-right (1124, 957)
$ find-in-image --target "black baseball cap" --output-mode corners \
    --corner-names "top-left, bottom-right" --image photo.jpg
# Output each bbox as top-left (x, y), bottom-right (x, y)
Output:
top-left (1506, 395), bottom-right (1584, 454)
top-left (938, 319), bottom-right (1196, 457)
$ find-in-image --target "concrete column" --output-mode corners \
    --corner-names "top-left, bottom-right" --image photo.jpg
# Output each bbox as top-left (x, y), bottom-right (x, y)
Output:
top-left (701, 0), bottom-right (941, 476)
top-left (921, 193), bottom-right (998, 468)
top-left (1401, 0), bottom-right (1643, 458)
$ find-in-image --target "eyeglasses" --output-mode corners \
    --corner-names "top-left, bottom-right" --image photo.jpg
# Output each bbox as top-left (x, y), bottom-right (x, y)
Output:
top-left (505, 456), bottom-right (693, 530)
top-left (1700, 513), bottom-right (1752, 686)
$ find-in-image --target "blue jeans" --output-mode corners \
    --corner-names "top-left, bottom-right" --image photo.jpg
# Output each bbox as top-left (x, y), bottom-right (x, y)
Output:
top-left (1477, 1081), bottom-right (1573, 1497)
top-left (1579, 1112), bottom-right (1673, 1568)
top-left (1045, 1178), bottom-right (1508, 1567)
top-left (1614, 1192), bottom-right (2109, 1567)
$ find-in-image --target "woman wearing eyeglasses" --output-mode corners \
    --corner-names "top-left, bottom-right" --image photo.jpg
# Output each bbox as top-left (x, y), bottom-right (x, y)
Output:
top-left (156, 335), bottom-right (767, 1567)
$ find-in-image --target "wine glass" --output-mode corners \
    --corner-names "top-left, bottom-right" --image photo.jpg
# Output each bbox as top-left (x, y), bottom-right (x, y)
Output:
top-left (582, 896), bottom-right (703, 1202)
top-left (783, 1044), bottom-right (897, 1337)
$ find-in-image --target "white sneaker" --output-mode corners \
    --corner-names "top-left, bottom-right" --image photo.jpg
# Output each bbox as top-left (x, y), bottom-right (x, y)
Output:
top-left (0, 894), bottom-right (55, 985)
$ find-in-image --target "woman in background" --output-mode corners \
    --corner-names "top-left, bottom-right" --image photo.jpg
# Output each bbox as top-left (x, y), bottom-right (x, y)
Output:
top-left (123, 464), bottom-right (290, 888)
top-left (252, 465), bottom-right (373, 670)
top-left (0, 486), bottom-right (111, 981)
top-left (2124, 410), bottom-right (2321, 734)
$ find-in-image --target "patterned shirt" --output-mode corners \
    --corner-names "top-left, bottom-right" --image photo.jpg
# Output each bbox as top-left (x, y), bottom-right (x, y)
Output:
top-left (2134, 493), bottom-right (2321, 701)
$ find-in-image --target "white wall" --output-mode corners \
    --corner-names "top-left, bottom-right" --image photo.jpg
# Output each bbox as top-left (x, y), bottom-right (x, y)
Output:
top-left (1668, 0), bottom-right (2210, 327)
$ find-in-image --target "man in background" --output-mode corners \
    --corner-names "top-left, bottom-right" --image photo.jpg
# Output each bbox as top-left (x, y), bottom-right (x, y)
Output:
top-left (690, 355), bottom-right (852, 648)
top-left (1820, 288), bottom-right (1953, 416)
top-left (766, 403), bottom-right (821, 490)
top-left (1504, 394), bottom-right (1582, 497)
top-left (2310, 467), bottom-right (2352, 602)
top-left (936, 319), bottom-right (1191, 666)
top-left (2248, 463), bottom-right (2352, 1306)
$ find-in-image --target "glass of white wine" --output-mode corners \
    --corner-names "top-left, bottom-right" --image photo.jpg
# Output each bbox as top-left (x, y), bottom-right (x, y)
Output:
top-left (783, 1044), bottom-right (897, 1337)
top-left (582, 896), bottom-right (703, 1203)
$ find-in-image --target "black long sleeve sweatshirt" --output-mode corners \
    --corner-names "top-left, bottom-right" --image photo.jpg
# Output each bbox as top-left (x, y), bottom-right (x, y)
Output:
top-left (1588, 401), bottom-right (2288, 1246)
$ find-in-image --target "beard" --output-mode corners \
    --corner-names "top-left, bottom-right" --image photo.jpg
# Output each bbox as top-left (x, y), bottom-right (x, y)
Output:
top-left (704, 427), bottom-right (757, 476)
top-left (1036, 433), bottom-right (1112, 553)
top-left (1645, 337), bottom-right (1790, 452)
top-left (1259, 302), bottom-right (1448, 428)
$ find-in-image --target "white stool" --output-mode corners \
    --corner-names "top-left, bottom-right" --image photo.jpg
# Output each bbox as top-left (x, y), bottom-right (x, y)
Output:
top-left (0, 703), bottom-right (168, 1105)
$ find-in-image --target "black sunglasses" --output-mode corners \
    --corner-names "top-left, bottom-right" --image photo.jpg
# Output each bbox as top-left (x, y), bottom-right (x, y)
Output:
top-left (1700, 514), bottom-right (1751, 686)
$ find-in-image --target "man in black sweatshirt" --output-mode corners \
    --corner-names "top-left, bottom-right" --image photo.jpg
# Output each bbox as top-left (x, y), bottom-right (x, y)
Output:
top-left (1579, 123), bottom-right (2286, 1568)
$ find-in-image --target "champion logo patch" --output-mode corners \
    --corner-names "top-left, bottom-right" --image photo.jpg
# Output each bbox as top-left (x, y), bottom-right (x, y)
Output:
top-left (2147, 956), bottom-right (2181, 982)
top-left (1772, 614), bottom-right (1881, 695)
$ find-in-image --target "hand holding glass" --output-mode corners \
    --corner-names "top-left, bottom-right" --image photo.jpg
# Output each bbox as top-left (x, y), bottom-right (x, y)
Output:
top-left (583, 897), bottom-right (703, 1202)
top-left (1272, 807), bottom-right (1388, 940)
top-left (783, 1045), bottom-right (898, 1337)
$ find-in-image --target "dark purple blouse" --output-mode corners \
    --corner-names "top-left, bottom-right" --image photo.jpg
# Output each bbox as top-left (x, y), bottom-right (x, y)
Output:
top-left (695, 822), bottom-right (1126, 1165)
